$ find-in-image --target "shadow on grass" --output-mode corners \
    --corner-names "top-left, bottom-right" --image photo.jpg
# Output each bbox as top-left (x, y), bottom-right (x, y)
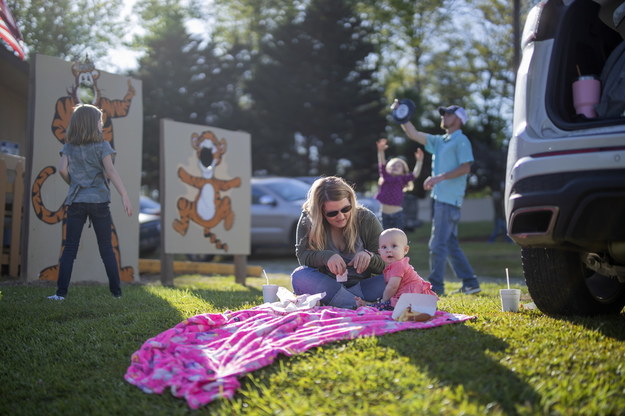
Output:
top-left (554, 313), bottom-right (625, 341)
top-left (0, 284), bottom-right (198, 415)
top-left (378, 323), bottom-right (541, 414)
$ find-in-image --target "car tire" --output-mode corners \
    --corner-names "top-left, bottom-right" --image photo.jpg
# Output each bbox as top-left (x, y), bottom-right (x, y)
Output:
top-left (521, 247), bottom-right (625, 316)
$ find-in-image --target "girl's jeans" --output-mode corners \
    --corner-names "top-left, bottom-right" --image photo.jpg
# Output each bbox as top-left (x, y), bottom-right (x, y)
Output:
top-left (291, 266), bottom-right (385, 308)
top-left (56, 202), bottom-right (122, 297)
top-left (428, 200), bottom-right (479, 295)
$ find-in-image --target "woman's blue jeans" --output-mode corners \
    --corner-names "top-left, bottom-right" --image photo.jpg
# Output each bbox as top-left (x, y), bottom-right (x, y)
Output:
top-left (291, 266), bottom-right (385, 309)
top-left (56, 202), bottom-right (122, 297)
top-left (428, 200), bottom-right (479, 295)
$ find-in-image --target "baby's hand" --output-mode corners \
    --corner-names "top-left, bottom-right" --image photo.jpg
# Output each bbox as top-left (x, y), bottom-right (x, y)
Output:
top-left (355, 297), bottom-right (368, 307)
top-left (415, 148), bottom-right (424, 161)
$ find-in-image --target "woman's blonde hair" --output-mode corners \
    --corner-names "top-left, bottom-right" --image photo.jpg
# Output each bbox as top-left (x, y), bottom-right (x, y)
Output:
top-left (378, 157), bottom-right (414, 192)
top-left (66, 104), bottom-right (103, 145)
top-left (302, 176), bottom-right (359, 252)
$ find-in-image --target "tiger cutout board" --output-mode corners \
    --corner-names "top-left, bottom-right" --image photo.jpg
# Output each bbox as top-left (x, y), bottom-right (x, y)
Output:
top-left (161, 119), bottom-right (251, 256)
top-left (25, 54), bottom-right (142, 283)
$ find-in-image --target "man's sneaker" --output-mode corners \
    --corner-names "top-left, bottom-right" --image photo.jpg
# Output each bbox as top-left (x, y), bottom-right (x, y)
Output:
top-left (450, 286), bottom-right (482, 295)
top-left (47, 295), bottom-right (65, 301)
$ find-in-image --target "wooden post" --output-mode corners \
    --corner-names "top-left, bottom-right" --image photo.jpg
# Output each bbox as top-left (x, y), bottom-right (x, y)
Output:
top-left (0, 154), bottom-right (25, 278)
top-left (234, 255), bottom-right (247, 285)
top-left (160, 252), bottom-right (174, 286)
top-left (159, 118), bottom-right (174, 286)
top-left (10, 159), bottom-right (24, 277)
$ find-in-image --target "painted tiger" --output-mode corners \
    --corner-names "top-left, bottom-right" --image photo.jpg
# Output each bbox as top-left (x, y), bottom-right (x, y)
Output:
top-left (172, 130), bottom-right (241, 252)
top-left (31, 57), bottom-right (135, 282)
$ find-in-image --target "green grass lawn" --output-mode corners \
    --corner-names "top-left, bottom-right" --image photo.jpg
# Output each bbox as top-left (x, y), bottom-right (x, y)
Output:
top-left (1, 222), bottom-right (623, 415)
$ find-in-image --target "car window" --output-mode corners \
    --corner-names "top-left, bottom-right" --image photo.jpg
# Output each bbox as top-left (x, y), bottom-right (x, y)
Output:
top-left (264, 181), bottom-right (309, 202)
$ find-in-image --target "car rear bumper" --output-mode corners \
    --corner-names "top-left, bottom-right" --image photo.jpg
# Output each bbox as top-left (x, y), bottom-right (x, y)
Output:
top-left (507, 169), bottom-right (625, 251)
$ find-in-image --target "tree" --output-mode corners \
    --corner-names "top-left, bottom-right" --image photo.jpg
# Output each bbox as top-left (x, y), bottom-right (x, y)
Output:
top-left (8, 0), bottom-right (126, 61)
top-left (244, 0), bottom-right (386, 187)
top-left (130, 0), bottom-right (248, 192)
top-left (210, 0), bottom-right (306, 52)
top-left (423, 0), bottom-right (537, 192)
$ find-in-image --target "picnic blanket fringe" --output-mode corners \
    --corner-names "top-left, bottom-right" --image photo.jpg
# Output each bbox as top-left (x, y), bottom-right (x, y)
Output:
top-left (125, 306), bottom-right (474, 408)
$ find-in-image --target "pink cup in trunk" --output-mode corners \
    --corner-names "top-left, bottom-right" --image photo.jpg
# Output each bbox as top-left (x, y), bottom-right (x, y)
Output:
top-left (572, 76), bottom-right (601, 118)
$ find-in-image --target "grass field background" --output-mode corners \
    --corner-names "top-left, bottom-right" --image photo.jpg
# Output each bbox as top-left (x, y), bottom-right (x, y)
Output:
top-left (1, 221), bottom-right (623, 415)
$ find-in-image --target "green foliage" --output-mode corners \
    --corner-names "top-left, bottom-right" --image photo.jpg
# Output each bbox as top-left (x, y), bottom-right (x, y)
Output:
top-left (244, 0), bottom-right (386, 186)
top-left (130, 0), bottom-right (249, 191)
top-left (8, 0), bottom-right (542, 194)
top-left (8, 0), bottom-right (126, 61)
top-left (1, 273), bottom-right (624, 415)
top-left (210, 0), bottom-right (305, 50)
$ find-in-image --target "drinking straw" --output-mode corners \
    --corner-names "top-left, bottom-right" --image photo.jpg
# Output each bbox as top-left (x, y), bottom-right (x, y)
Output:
top-left (263, 269), bottom-right (270, 285)
top-left (576, 64), bottom-right (582, 77)
top-left (505, 268), bottom-right (510, 289)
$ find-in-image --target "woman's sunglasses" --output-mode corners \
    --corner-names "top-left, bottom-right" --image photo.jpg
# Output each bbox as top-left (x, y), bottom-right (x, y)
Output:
top-left (324, 205), bottom-right (352, 218)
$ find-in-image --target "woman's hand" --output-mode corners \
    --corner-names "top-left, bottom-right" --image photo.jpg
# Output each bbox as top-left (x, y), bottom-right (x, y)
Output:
top-left (327, 254), bottom-right (347, 276)
top-left (348, 251), bottom-right (372, 274)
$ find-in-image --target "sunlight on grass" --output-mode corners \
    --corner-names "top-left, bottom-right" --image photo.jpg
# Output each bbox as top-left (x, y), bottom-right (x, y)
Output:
top-left (1, 219), bottom-right (623, 415)
top-left (1, 276), bottom-right (623, 415)
top-left (140, 285), bottom-right (215, 315)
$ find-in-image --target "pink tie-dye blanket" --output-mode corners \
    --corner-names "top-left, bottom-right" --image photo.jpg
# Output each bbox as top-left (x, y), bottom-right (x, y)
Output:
top-left (125, 306), bottom-right (474, 408)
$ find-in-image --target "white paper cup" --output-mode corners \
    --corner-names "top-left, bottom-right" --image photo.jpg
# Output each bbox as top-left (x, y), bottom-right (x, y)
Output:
top-left (262, 284), bottom-right (279, 303)
top-left (500, 289), bottom-right (521, 312)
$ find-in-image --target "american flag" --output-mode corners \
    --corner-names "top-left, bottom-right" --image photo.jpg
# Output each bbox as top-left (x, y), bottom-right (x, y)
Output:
top-left (0, 0), bottom-right (25, 60)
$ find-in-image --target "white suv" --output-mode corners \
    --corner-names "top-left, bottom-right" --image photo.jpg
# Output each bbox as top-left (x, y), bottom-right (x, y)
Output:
top-left (505, 0), bottom-right (625, 315)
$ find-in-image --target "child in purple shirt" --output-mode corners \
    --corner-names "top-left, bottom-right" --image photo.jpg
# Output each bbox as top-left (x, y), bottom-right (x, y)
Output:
top-left (374, 138), bottom-right (423, 230)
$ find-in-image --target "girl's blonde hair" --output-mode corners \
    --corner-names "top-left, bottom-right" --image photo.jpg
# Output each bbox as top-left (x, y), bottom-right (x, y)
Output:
top-left (66, 104), bottom-right (103, 145)
top-left (378, 157), bottom-right (414, 192)
top-left (302, 176), bottom-right (359, 252)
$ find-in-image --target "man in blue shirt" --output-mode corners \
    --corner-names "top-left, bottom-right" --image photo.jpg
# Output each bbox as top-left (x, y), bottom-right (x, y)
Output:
top-left (395, 103), bottom-right (481, 296)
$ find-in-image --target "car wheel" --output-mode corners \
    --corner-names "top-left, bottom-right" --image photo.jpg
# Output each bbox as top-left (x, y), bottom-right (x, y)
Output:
top-left (186, 254), bottom-right (215, 262)
top-left (521, 247), bottom-right (625, 316)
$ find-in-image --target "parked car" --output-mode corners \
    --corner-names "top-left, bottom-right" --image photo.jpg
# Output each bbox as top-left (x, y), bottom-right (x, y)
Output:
top-left (251, 177), bottom-right (309, 252)
top-left (504, 0), bottom-right (625, 315)
top-left (139, 196), bottom-right (161, 257)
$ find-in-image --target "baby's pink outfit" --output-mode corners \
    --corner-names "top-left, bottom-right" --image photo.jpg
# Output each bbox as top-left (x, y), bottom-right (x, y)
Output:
top-left (383, 257), bottom-right (438, 307)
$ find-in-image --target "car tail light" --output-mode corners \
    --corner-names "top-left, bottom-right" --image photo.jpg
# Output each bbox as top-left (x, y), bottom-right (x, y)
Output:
top-left (521, 1), bottom-right (546, 49)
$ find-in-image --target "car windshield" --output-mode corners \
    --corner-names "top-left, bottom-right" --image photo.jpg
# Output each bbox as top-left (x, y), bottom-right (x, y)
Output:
top-left (264, 180), bottom-right (309, 202)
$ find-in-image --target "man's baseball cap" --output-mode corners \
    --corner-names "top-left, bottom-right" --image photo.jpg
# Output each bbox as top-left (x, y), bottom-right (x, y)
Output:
top-left (438, 105), bottom-right (467, 124)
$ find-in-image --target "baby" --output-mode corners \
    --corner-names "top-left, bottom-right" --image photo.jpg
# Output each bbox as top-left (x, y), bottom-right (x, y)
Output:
top-left (355, 228), bottom-right (437, 310)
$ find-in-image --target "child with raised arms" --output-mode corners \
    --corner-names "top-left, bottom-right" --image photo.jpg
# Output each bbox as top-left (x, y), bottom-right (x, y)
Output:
top-left (375, 138), bottom-right (423, 230)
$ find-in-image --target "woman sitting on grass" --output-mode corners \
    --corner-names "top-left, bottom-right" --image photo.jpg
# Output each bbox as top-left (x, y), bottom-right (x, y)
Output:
top-left (291, 176), bottom-right (386, 309)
